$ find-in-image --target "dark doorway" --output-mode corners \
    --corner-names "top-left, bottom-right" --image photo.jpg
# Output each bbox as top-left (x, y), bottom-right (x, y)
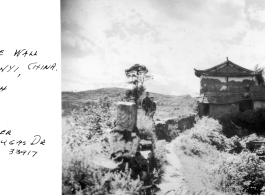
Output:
top-left (239, 99), bottom-right (253, 112)
top-left (203, 104), bottom-right (210, 116)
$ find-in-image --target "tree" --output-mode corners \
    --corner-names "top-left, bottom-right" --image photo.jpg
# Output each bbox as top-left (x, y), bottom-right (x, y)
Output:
top-left (254, 64), bottom-right (265, 84)
top-left (125, 64), bottom-right (153, 105)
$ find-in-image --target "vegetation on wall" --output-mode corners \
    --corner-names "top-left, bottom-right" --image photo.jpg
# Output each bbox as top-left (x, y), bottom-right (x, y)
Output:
top-left (219, 108), bottom-right (265, 137)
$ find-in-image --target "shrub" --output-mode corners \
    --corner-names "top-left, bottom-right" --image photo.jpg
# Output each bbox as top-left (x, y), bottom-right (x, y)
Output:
top-left (63, 157), bottom-right (143, 195)
top-left (211, 152), bottom-right (265, 194)
top-left (174, 116), bottom-right (265, 194)
top-left (154, 121), bottom-right (180, 142)
top-left (168, 124), bottom-right (179, 141)
top-left (62, 96), bottom-right (146, 195)
top-left (219, 108), bottom-right (265, 137)
top-left (177, 134), bottom-right (219, 158)
top-left (137, 111), bottom-right (156, 142)
top-left (63, 96), bottom-right (169, 194)
top-left (218, 112), bottom-right (241, 138)
top-left (189, 117), bottom-right (229, 151)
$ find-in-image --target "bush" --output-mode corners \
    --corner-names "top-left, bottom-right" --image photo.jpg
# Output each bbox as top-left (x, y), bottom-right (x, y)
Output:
top-left (177, 134), bottom-right (219, 158)
top-left (63, 158), bottom-right (143, 195)
top-left (219, 108), bottom-right (265, 137)
top-left (62, 96), bottom-right (146, 195)
top-left (168, 124), bottom-right (180, 141)
top-left (63, 96), bottom-right (170, 194)
top-left (154, 121), bottom-right (180, 142)
top-left (174, 116), bottom-right (265, 194)
top-left (137, 111), bottom-right (156, 142)
top-left (189, 117), bottom-right (229, 151)
top-left (137, 111), bottom-right (167, 188)
top-left (211, 152), bottom-right (265, 194)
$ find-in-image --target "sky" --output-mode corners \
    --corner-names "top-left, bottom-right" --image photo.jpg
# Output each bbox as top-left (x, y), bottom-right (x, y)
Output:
top-left (61, 0), bottom-right (265, 97)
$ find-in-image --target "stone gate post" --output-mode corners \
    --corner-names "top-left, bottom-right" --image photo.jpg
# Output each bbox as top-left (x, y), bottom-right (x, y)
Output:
top-left (109, 102), bottom-right (140, 159)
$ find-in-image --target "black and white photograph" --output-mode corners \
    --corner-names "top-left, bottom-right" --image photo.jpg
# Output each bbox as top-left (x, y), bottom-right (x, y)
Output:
top-left (61, 0), bottom-right (265, 194)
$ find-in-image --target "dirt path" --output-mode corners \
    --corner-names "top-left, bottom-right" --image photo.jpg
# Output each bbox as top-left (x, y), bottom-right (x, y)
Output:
top-left (157, 136), bottom-right (225, 195)
top-left (158, 137), bottom-right (189, 195)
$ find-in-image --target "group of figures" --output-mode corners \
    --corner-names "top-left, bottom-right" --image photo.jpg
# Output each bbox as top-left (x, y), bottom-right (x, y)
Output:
top-left (141, 91), bottom-right (156, 119)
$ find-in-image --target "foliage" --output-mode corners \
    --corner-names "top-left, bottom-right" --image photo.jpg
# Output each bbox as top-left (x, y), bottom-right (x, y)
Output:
top-left (219, 108), bottom-right (265, 137)
top-left (177, 133), bottom-right (220, 158)
top-left (175, 117), bottom-right (265, 194)
top-left (63, 157), bottom-right (143, 195)
top-left (62, 101), bottom-right (83, 117)
top-left (136, 110), bottom-right (167, 187)
top-left (63, 96), bottom-right (145, 195)
top-left (189, 117), bottom-right (229, 151)
top-left (168, 124), bottom-right (180, 141)
top-left (154, 121), bottom-right (180, 142)
top-left (137, 111), bottom-right (156, 142)
top-left (125, 64), bottom-right (152, 104)
top-left (254, 64), bottom-right (265, 83)
top-left (242, 133), bottom-right (265, 144)
top-left (62, 95), bottom-right (168, 195)
top-left (211, 152), bottom-right (265, 194)
top-left (125, 85), bottom-right (146, 104)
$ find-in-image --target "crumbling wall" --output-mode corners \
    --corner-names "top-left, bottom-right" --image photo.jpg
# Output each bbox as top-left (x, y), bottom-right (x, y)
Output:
top-left (200, 77), bottom-right (255, 94)
top-left (201, 78), bottom-right (224, 93)
top-left (155, 113), bottom-right (197, 141)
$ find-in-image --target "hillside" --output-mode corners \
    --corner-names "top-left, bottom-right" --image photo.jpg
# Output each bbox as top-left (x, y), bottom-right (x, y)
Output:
top-left (62, 87), bottom-right (197, 119)
top-left (62, 87), bottom-right (125, 101)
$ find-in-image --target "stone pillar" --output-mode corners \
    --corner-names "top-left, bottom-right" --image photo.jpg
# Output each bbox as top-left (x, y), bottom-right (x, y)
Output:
top-left (116, 102), bottom-right (137, 131)
top-left (109, 102), bottom-right (140, 159)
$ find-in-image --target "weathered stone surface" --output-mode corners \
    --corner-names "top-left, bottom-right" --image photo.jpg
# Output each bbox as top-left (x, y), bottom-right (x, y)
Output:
top-left (110, 134), bottom-right (140, 158)
top-left (116, 102), bottom-right (137, 132)
top-left (110, 102), bottom-right (139, 159)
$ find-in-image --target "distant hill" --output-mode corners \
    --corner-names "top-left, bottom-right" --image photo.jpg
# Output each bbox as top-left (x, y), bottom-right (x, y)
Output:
top-left (62, 87), bottom-right (192, 103)
top-left (62, 87), bottom-right (126, 102)
top-left (62, 87), bottom-right (197, 118)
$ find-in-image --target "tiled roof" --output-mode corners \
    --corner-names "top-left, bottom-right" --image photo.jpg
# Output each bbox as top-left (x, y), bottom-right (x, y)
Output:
top-left (194, 60), bottom-right (262, 78)
top-left (250, 85), bottom-right (265, 101)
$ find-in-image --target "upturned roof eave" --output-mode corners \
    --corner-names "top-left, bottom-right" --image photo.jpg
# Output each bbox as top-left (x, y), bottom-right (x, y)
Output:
top-left (194, 60), bottom-right (262, 76)
top-left (195, 61), bottom-right (227, 72)
top-left (194, 72), bottom-right (261, 78)
top-left (194, 60), bottom-right (263, 78)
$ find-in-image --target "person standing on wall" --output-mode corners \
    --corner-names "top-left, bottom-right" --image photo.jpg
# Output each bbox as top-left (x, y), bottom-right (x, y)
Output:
top-left (142, 92), bottom-right (152, 116)
top-left (149, 97), bottom-right (156, 120)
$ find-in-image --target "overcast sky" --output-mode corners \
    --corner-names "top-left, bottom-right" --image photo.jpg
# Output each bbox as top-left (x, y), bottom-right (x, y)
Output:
top-left (61, 0), bottom-right (265, 96)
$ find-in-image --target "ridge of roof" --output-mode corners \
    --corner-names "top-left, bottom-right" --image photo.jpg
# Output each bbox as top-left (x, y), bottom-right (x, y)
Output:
top-left (194, 60), bottom-right (255, 72)
top-left (194, 60), bottom-right (263, 78)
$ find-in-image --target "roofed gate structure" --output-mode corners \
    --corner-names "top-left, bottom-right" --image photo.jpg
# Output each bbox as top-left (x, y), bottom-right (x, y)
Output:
top-left (194, 58), bottom-right (264, 118)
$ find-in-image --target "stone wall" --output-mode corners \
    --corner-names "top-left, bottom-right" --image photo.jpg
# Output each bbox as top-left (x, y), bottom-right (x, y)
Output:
top-left (154, 113), bottom-right (197, 141)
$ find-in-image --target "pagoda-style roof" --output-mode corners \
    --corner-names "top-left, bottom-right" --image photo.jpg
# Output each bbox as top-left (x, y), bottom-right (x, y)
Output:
top-left (194, 59), bottom-right (263, 81)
